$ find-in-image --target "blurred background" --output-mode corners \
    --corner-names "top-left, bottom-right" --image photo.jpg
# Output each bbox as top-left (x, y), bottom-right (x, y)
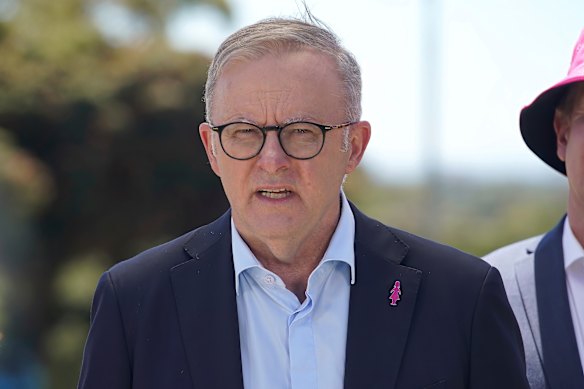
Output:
top-left (0, 0), bottom-right (578, 387)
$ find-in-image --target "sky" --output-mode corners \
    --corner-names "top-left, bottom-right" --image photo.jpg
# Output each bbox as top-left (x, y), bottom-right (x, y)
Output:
top-left (167, 0), bottom-right (584, 184)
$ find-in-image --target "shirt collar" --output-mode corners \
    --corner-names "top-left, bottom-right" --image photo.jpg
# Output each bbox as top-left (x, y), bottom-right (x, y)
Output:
top-left (231, 219), bottom-right (261, 295)
top-left (563, 216), bottom-right (584, 270)
top-left (321, 190), bottom-right (356, 284)
top-left (231, 190), bottom-right (356, 295)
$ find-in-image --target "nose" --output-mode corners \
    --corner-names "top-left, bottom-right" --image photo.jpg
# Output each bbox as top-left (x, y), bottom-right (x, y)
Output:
top-left (256, 131), bottom-right (290, 172)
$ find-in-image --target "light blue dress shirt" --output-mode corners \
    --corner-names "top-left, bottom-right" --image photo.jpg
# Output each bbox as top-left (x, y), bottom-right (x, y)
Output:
top-left (232, 192), bottom-right (355, 389)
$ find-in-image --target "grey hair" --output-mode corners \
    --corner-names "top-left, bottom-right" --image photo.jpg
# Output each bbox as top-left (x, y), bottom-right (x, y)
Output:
top-left (204, 15), bottom-right (362, 124)
top-left (341, 126), bottom-right (351, 152)
top-left (210, 132), bottom-right (218, 157)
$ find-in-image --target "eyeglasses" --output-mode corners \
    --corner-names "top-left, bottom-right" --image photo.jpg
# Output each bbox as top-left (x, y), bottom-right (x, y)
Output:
top-left (210, 121), bottom-right (355, 160)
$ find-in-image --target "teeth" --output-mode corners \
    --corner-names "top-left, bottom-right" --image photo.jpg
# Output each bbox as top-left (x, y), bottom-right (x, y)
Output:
top-left (259, 189), bottom-right (290, 199)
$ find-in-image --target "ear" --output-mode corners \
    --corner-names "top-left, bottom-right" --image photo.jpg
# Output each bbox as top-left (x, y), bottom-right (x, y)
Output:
top-left (553, 109), bottom-right (569, 162)
top-left (199, 122), bottom-right (221, 177)
top-left (345, 121), bottom-right (371, 174)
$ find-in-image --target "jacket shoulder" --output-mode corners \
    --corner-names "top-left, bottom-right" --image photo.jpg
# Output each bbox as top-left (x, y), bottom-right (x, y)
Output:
top-left (483, 235), bottom-right (543, 268)
top-left (355, 206), bottom-right (492, 289)
top-left (386, 222), bottom-right (491, 277)
top-left (107, 211), bottom-right (231, 284)
top-left (109, 229), bottom-right (196, 279)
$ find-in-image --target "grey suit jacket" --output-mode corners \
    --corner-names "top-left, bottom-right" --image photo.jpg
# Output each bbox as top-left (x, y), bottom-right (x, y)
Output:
top-left (485, 216), bottom-right (584, 389)
top-left (484, 234), bottom-right (545, 388)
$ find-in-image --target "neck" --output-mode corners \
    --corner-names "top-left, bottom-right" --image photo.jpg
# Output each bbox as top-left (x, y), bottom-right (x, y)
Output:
top-left (238, 205), bottom-right (341, 302)
top-left (568, 199), bottom-right (584, 247)
top-left (259, 255), bottom-right (323, 302)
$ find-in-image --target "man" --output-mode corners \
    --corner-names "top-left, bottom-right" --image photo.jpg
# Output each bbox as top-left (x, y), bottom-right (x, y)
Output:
top-left (484, 29), bottom-right (584, 388)
top-left (78, 16), bottom-right (528, 388)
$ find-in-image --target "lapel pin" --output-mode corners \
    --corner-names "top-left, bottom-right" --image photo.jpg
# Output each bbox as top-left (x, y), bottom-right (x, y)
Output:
top-left (389, 280), bottom-right (401, 306)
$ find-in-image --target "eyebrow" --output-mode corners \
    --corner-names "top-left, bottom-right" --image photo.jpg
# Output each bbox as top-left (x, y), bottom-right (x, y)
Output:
top-left (215, 116), bottom-right (319, 127)
top-left (281, 116), bottom-right (316, 125)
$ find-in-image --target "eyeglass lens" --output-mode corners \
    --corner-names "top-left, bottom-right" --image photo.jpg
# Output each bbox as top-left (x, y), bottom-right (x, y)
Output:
top-left (220, 122), bottom-right (324, 159)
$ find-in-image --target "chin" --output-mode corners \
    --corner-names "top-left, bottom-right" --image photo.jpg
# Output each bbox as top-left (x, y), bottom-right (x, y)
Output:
top-left (255, 220), bottom-right (300, 237)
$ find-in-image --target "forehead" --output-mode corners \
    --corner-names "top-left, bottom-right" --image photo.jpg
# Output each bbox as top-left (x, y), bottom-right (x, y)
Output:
top-left (573, 83), bottom-right (584, 107)
top-left (562, 82), bottom-right (584, 115)
top-left (211, 50), bottom-right (346, 124)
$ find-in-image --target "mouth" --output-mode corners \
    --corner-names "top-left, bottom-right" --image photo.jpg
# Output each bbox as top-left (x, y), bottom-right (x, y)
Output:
top-left (258, 188), bottom-right (292, 199)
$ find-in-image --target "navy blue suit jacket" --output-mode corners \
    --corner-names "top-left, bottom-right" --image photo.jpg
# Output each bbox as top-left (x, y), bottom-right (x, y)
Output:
top-left (78, 204), bottom-right (529, 388)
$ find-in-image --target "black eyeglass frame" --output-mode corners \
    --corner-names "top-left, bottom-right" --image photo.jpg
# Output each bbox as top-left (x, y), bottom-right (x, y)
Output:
top-left (209, 121), bottom-right (356, 160)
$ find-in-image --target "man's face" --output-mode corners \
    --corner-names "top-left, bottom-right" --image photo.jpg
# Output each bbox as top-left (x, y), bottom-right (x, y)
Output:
top-left (199, 50), bottom-right (370, 247)
top-left (556, 91), bottom-right (584, 216)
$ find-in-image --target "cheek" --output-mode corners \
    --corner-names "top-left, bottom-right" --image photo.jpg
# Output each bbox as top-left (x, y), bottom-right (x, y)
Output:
top-left (312, 158), bottom-right (348, 189)
top-left (566, 128), bottom-right (584, 162)
top-left (215, 161), bottom-right (236, 190)
top-left (217, 160), bottom-right (254, 192)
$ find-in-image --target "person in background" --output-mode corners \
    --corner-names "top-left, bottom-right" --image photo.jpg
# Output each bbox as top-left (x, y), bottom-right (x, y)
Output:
top-left (485, 29), bottom-right (584, 388)
top-left (78, 14), bottom-right (529, 389)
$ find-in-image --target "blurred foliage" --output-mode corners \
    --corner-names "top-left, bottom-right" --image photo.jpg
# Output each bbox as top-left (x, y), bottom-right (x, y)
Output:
top-left (0, 0), bottom-right (230, 388)
top-left (0, 0), bottom-right (571, 388)
top-left (0, 129), bottom-right (54, 218)
top-left (345, 168), bottom-right (567, 256)
top-left (52, 253), bottom-right (106, 311)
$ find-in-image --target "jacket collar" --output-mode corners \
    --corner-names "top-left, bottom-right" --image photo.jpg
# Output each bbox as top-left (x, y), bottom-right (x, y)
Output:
top-left (171, 211), bottom-right (244, 389)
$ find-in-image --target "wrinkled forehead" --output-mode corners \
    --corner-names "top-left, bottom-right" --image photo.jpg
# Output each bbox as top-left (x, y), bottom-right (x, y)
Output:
top-left (210, 49), bottom-right (346, 122)
top-left (218, 45), bottom-right (340, 82)
top-left (212, 51), bottom-right (346, 124)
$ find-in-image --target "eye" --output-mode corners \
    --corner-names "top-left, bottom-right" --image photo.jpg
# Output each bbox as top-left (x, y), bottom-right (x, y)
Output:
top-left (223, 123), bottom-right (262, 139)
top-left (234, 128), bottom-right (255, 135)
top-left (284, 123), bottom-right (320, 136)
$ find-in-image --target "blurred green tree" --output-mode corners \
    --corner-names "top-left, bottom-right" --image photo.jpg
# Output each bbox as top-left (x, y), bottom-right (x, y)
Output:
top-left (0, 0), bottom-right (230, 387)
top-left (344, 169), bottom-right (567, 256)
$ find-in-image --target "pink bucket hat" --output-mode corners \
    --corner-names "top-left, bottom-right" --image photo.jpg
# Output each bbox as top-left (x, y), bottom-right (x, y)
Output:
top-left (519, 29), bottom-right (584, 175)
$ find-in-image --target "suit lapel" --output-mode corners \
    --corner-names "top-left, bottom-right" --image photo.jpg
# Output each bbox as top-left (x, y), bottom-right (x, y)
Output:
top-left (344, 206), bottom-right (422, 389)
top-left (515, 254), bottom-right (544, 356)
top-left (170, 212), bottom-right (244, 389)
top-left (535, 217), bottom-right (584, 388)
top-left (515, 250), bottom-right (547, 385)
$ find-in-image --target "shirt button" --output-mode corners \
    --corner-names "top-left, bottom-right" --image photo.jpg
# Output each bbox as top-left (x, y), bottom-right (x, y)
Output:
top-left (264, 274), bottom-right (275, 285)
